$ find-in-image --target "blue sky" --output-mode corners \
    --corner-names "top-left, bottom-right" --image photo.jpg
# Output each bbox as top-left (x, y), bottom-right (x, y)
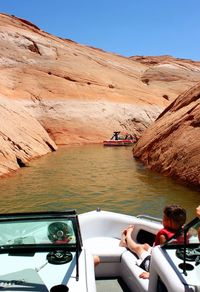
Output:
top-left (1, 0), bottom-right (200, 61)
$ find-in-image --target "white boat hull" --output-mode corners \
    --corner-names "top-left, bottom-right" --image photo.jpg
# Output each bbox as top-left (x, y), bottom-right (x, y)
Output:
top-left (79, 210), bottom-right (200, 292)
top-left (0, 209), bottom-right (199, 292)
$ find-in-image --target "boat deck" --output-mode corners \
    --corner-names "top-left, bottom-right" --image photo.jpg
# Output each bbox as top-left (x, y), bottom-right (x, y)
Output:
top-left (96, 277), bottom-right (131, 292)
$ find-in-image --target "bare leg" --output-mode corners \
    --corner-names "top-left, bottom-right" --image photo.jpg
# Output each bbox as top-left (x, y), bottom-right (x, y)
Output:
top-left (125, 226), bottom-right (151, 258)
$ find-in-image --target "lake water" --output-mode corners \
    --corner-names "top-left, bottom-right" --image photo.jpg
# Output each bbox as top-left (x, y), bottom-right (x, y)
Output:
top-left (0, 145), bottom-right (199, 220)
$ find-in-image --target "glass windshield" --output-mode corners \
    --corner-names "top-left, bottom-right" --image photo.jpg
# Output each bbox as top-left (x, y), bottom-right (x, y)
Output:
top-left (0, 211), bottom-right (81, 252)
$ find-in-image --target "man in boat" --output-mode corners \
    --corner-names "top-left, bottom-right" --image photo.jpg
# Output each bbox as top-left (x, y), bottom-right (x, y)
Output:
top-left (120, 205), bottom-right (187, 279)
top-left (111, 131), bottom-right (121, 140)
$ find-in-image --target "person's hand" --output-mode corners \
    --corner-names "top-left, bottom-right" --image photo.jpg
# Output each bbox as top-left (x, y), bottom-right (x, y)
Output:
top-left (139, 271), bottom-right (150, 279)
top-left (196, 206), bottom-right (200, 218)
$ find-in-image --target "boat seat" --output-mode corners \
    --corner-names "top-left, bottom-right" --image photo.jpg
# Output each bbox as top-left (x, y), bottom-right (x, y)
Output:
top-left (83, 236), bottom-right (149, 291)
top-left (83, 236), bottom-right (125, 262)
top-left (121, 250), bottom-right (149, 292)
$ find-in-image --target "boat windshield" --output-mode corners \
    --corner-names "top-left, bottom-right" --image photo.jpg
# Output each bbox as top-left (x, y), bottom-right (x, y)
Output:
top-left (0, 210), bottom-right (82, 253)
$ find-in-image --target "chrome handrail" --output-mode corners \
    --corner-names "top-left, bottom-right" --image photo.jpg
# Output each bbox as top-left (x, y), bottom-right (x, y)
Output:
top-left (137, 214), bottom-right (162, 223)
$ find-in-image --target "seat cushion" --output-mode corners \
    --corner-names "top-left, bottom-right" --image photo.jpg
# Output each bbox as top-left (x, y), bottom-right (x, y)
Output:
top-left (83, 237), bottom-right (126, 262)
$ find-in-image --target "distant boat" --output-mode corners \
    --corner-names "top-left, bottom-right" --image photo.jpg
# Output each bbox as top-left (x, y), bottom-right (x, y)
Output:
top-left (103, 131), bottom-right (137, 146)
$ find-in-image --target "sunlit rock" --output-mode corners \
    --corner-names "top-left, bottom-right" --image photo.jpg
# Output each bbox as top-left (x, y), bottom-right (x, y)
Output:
top-left (1, 13), bottom-right (200, 177)
top-left (0, 96), bottom-right (57, 176)
top-left (133, 82), bottom-right (200, 187)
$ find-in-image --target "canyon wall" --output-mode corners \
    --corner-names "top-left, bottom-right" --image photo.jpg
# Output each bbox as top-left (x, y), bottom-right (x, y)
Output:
top-left (133, 82), bottom-right (200, 187)
top-left (1, 13), bottom-right (200, 178)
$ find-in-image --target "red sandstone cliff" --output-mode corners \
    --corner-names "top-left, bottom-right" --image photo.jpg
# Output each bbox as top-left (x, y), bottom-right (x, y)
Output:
top-left (133, 82), bottom-right (200, 187)
top-left (1, 13), bottom-right (200, 178)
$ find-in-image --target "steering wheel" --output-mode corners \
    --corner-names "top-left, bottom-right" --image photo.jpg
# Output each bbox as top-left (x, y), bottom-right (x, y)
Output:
top-left (48, 222), bottom-right (72, 243)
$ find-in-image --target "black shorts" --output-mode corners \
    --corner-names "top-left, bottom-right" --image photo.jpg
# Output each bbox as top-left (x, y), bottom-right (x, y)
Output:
top-left (140, 255), bottom-right (151, 272)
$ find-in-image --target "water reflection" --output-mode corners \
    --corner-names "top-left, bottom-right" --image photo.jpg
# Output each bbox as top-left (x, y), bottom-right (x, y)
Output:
top-left (0, 145), bottom-right (199, 220)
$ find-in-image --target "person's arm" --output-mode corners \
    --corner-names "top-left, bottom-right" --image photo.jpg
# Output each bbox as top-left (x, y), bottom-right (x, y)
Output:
top-left (196, 206), bottom-right (200, 218)
top-left (154, 229), bottom-right (168, 246)
top-left (158, 234), bottom-right (167, 245)
top-left (196, 206), bottom-right (200, 241)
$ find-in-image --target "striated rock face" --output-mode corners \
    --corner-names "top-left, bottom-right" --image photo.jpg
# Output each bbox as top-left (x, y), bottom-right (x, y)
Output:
top-left (133, 82), bottom-right (200, 187)
top-left (131, 55), bottom-right (200, 98)
top-left (0, 13), bottom-right (168, 145)
top-left (1, 13), bottom-right (200, 145)
top-left (0, 96), bottom-right (57, 176)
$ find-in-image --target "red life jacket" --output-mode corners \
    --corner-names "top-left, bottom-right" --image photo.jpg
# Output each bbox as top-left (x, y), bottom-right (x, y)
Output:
top-left (154, 228), bottom-right (176, 246)
top-left (154, 227), bottom-right (188, 246)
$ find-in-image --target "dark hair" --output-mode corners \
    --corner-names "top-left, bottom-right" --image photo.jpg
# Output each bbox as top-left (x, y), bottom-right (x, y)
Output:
top-left (163, 204), bottom-right (186, 227)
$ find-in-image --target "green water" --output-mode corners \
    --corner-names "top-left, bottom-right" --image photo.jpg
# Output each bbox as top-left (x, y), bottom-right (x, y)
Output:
top-left (0, 145), bottom-right (199, 220)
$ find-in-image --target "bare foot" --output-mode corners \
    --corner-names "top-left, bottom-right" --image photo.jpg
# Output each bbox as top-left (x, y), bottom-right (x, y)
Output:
top-left (119, 225), bottom-right (134, 247)
top-left (139, 271), bottom-right (149, 279)
top-left (126, 225), bottom-right (134, 236)
top-left (119, 229), bottom-right (127, 247)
